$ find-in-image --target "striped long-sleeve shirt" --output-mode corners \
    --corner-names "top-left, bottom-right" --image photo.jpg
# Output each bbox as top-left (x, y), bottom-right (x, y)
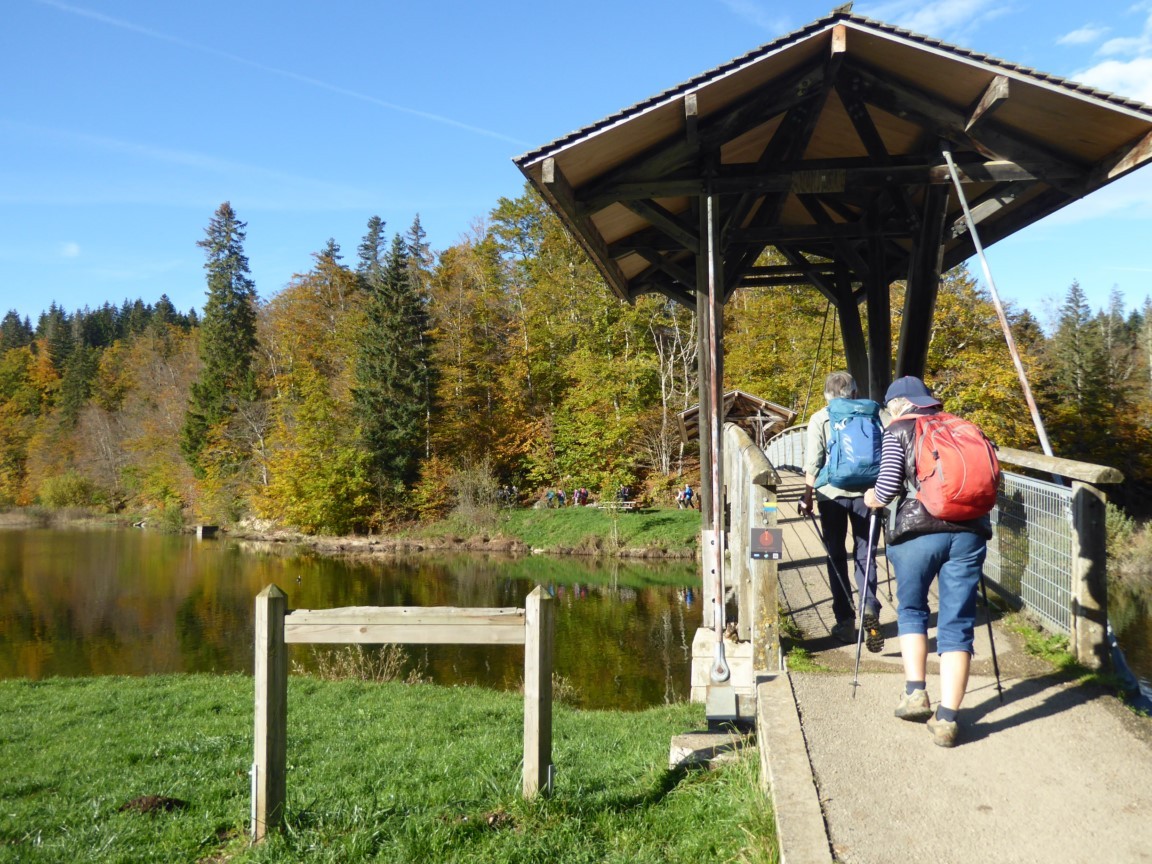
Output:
top-left (871, 429), bottom-right (909, 507)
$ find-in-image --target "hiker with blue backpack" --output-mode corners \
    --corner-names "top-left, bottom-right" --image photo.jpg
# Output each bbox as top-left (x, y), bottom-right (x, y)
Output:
top-left (863, 375), bottom-right (1000, 748)
top-left (799, 371), bottom-right (885, 652)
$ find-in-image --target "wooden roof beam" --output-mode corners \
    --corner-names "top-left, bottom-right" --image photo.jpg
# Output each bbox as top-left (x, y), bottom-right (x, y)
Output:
top-left (622, 199), bottom-right (699, 254)
top-left (633, 248), bottom-right (698, 291)
top-left (576, 58), bottom-right (830, 204)
top-left (843, 61), bottom-right (1085, 195)
top-left (836, 78), bottom-right (919, 229)
top-left (798, 195), bottom-right (872, 277)
top-left (948, 180), bottom-right (1039, 239)
top-left (581, 158), bottom-right (1073, 210)
top-left (723, 26), bottom-right (848, 237)
top-left (540, 158), bottom-right (634, 303)
top-left (966, 75), bottom-right (1011, 134)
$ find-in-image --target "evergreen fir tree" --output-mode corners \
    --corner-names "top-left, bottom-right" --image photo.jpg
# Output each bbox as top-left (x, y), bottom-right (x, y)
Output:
top-left (180, 202), bottom-right (259, 474)
top-left (352, 232), bottom-right (435, 498)
top-left (357, 216), bottom-right (387, 290)
top-left (0, 311), bottom-right (33, 352)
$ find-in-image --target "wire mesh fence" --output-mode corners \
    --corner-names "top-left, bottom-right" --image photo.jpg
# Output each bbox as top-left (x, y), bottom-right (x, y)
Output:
top-left (766, 426), bottom-right (1076, 636)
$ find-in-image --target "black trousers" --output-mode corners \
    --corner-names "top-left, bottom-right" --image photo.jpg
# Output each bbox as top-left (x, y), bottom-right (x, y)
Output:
top-left (817, 495), bottom-right (880, 623)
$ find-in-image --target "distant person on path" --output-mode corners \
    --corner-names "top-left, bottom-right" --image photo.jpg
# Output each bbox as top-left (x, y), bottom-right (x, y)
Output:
top-left (683, 484), bottom-right (694, 509)
top-left (545, 488), bottom-right (556, 509)
top-left (800, 371), bottom-right (884, 651)
top-left (863, 376), bottom-right (995, 748)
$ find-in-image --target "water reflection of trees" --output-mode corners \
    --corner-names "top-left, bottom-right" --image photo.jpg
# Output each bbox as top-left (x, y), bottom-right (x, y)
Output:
top-left (1, 532), bottom-right (703, 709)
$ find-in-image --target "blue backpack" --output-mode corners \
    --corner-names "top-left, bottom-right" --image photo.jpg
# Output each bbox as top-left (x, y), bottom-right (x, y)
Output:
top-left (815, 398), bottom-right (884, 490)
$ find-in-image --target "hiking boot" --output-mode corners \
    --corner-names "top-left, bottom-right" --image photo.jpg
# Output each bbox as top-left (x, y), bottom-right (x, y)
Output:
top-left (830, 620), bottom-right (855, 644)
top-left (927, 713), bottom-right (959, 747)
top-left (894, 688), bottom-right (932, 722)
top-left (862, 612), bottom-right (885, 654)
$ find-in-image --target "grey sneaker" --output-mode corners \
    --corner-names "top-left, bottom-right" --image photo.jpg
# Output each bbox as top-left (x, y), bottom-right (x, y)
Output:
top-left (927, 713), bottom-right (959, 747)
top-left (894, 688), bottom-right (932, 722)
top-left (862, 612), bottom-right (885, 653)
top-left (830, 620), bottom-right (855, 644)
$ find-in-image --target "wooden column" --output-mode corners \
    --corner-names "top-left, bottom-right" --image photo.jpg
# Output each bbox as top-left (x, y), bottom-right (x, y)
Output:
top-left (896, 184), bottom-right (949, 378)
top-left (523, 586), bottom-right (554, 798)
top-left (834, 269), bottom-right (868, 388)
top-left (695, 287), bottom-right (714, 522)
top-left (253, 585), bottom-right (287, 841)
top-left (866, 237), bottom-right (892, 401)
top-left (1071, 482), bottom-right (1109, 670)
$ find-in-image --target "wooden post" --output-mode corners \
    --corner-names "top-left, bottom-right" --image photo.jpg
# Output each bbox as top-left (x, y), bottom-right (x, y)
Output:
top-left (253, 585), bottom-right (287, 841)
top-left (753, 485), bottom-right (780, 673)
top-left (523, 586), bottom-right (554, 798)
top-left (1071, 482), bottom-right (1109, 670)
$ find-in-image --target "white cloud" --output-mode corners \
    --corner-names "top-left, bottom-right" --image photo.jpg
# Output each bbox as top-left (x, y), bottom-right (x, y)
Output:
top-left (59, 242), bottom-right (80, 258)
top-left (1057, 25), bottom-right (1109, 46)
top-left (1074, 56), bottom-right (1152, 103)
top-left (858, 0), bottom-right (1005, 41)
top-left (717, 0), bottom-right (788, 32)
top-left (1045, 168), bottom-right (1152, 226)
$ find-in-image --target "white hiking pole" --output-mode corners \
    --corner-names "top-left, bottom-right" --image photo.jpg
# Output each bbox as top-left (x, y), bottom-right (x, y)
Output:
top-left (851, 511), bottom-right (879, 698)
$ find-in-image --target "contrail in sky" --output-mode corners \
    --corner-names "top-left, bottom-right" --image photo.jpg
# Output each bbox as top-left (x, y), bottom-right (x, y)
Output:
top-left (34, 0), bottom-right (529, 147)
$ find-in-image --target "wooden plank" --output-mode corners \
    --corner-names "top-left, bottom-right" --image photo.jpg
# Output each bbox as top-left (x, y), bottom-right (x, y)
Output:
top-left (253, 585), bottom-right (287, 842)
top-left (286, 606), bottom-right (522, 624)
top-left (523, 586), bottom-right (554, 798)
top-left (285, 622), bottom-right (526, 645)
top-left (996, 447), bottom-right (1124, 485)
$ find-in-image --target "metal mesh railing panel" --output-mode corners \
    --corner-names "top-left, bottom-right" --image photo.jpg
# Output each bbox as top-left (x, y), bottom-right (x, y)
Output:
top-left (765, 426), bottom-right (1075, 635)
top-left (986, 474), bottom-right (1073, 634)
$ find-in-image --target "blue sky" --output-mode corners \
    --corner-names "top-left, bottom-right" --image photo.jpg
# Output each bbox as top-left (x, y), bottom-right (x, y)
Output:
top-left (4, 0), bottom-right (1152, 330)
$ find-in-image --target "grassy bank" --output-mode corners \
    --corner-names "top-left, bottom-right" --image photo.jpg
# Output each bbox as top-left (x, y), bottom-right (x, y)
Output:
top-left (421, 506), bottom-right (702, 556)
top-left (0, 675), bottom-right (776, 863)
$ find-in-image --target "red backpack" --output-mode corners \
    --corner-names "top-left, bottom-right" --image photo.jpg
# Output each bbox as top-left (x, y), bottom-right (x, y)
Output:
top-left (896, 412), bottom-right (1001, 521)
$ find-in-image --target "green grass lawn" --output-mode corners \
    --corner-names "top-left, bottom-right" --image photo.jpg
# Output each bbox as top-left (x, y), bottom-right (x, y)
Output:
top-left (492, 506), bottom-right (701, 555)
top-left (0, 675), bottom-right (776, 863)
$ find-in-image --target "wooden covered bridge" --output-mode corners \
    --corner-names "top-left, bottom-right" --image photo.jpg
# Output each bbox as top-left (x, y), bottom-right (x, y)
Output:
top-left (513, 9), bottom-right (1152, 684)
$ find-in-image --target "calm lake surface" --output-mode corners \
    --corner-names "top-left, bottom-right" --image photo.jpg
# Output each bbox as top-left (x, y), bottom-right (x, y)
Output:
top-left (0, 528), bottom-right (702, 710)
top-left (2, 528), bottom-right (1148, 707)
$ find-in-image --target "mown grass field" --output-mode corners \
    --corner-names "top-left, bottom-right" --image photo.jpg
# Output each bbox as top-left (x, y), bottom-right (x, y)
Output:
top-left (0, 674), bottom-right (776, 863)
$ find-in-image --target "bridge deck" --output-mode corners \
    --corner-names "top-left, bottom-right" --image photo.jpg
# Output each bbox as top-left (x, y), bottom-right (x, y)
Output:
top-left (770, 469), bottom-right (1152, 863)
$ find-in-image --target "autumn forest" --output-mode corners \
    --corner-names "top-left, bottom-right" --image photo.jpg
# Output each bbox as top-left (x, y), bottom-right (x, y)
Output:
top-left (2, 188), bottom-right (1150, 534)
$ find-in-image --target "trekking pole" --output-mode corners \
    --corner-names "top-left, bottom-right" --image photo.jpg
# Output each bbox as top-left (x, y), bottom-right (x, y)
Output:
top-left (797, 504), bottom-right (857, 617)
top-left (851, 512), bottom-right (878, 699)
top-left (881, 543), bottom-right (894, 603)
top-left (979, 572), bottom-right (1005, 703)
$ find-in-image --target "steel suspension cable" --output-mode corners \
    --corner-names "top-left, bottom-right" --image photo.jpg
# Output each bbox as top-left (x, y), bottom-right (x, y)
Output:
top-left (942, 149), bottom-right (1055, 457)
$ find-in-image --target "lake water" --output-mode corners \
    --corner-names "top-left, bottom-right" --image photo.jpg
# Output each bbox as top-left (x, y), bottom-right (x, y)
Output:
top-left (0, 528), bottom-right (702, 710)
top-left (2, 528), bottom-right (1148, 709)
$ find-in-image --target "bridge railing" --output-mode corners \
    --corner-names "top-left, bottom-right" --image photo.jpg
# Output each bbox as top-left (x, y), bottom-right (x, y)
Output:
top-left (763, 426), bottom-right (1120, 669)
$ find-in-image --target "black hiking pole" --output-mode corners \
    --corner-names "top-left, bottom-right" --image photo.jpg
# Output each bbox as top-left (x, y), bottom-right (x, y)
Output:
top-left (798, 504), bottom-right (857, 621)
top-left (979, 572), bottom-right (1004, 703)
top-left (851, 511), bottom-right (878, 698)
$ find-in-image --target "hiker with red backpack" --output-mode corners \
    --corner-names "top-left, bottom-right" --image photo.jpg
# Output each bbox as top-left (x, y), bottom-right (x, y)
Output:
top-left (799, 371), bottom-right (885, 652)
top-left (863, 375), bottom-right (1000, 748)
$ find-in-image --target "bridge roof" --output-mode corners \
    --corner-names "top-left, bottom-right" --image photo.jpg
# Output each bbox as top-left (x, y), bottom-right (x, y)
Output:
top-left (513, 12), bottom-right (1152, 310)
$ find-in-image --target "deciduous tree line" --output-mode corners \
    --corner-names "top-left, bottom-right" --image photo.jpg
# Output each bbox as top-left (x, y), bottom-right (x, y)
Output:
top-left (1, 190), bottom-right (1149, 532)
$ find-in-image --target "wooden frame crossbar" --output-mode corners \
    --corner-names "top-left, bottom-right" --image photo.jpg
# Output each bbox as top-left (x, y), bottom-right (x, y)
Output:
top-left (252, 585), bottom-right (554, 841)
